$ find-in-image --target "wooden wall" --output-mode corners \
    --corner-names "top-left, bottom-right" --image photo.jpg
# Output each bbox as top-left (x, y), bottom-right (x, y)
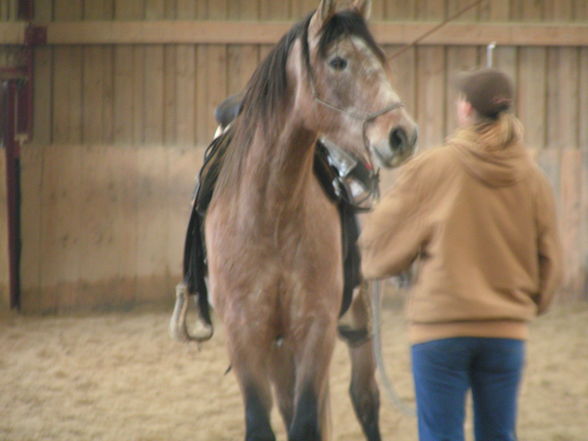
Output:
top-left (1, 0), bottom-right (587, 312)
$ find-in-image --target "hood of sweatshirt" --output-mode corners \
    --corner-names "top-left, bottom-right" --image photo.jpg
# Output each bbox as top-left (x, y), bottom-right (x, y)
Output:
top-left (449, 116), bottom-right (531, 187)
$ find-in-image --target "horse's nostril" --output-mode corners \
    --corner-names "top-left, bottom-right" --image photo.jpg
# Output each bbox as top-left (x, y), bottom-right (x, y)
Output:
top-left (389, 128), bottom-right (408, 150)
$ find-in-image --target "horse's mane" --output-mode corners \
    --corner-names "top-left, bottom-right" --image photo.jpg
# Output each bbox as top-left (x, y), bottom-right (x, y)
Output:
top-left (215, 9), bottom-right (383, 195)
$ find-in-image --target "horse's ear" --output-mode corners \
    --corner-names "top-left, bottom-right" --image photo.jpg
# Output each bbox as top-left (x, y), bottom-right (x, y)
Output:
top-left (352, 0), bottom-right (371, 20)
top-left (315, 0), bottom-right (336, 27)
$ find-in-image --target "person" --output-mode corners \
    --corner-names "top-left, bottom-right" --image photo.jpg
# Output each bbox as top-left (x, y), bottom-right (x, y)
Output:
top-left (358, 68), bottom-right (562, 441)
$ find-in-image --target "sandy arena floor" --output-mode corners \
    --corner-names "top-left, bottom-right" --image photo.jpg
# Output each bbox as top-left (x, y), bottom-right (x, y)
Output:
top-left (1, 298), bottom-right (587, 441)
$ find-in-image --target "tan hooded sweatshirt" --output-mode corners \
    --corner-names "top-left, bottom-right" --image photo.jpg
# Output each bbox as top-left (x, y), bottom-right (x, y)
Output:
top-left (359, 114), bottom-right (562, 343)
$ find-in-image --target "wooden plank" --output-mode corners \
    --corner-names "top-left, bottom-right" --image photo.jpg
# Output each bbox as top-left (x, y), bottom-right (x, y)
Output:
top-left (0, 22), bottom-right (26, 44)
top-left (44, 21), bottom-right (588, 46)
top-left (113, 145), bottom-right (139, 305)
top-left (76, 144), bottom-right (134, 308)
top-left (445, 46), bottom-right (478, 135)
top-left (164, 0), bottom-right (177, 18)
top-left (83, 47), bottom-right (107, 143)
top-left (416, 46), bottom-right (445, 149)
top-left (576, 0), bottom-right (588, 21)
top-left (415, 0), bottom-right (445, 19)
top-left (195, 45), bottom-right (208, 145)
top-left (164, 45), bottom-right (177, 145)
top-left (175, 44), bottom-right (196, 145)
top-left (445, 0), bottom-right (479, 135)
top-left (165, 145), bottom-right (200, 279)
top-left (54, 0), bottom-right (83, 20)
top-left (84, 0), bottom-right (115, 20)
top-left (291, 0), bottom-right (315, 20)
top-left (134, 145), bottom-right (170, 303)
top-left (227, 44), bottom-right (259, 96)
top-left (144, 45), bottom-right (165, 144)
top-left (581, 150), bottom-right (588, 300)
top-left (31, 47), bottom-right (53, 145)
top-left (15, 146), bottom-right (42, 311)
top-left (114, 0), bottom-right (145, 19)
top-left (145, 0), bottom-right (165, 19)
top-left (369, 0), bottom-right (385, 21)
top-left (580, 47), bottom-right (588, 150)
top-left (414, 0), bottom-right (445, 149)
top-left (132, 46), bottom-right (146, 144)
top-left (559, 149), bottom-right (583, 299)
top-left (144, 0), bottom-right (165, 144)
top-left (447, 0), bottom-right (479, 21)
top-left (545, 0), bottom-right (576, 149)
top-left (53, 0), bottom-right (83, 144)
top-left (205, 44), bottom-right (228, 140)
top-left (386, 45), bottom-right (416, 118)
top-left (83, 0), bottom-right (115, 144)
top-left (176, 0), bottom-right (197, 18)
top-left (113, 45), bottom-right (135, 144)
top-left (518, 47), bottom-right (546, 149)
top-left (35, 0), bottom-right (53, 20)
top-left (260, 0), bottom-right (290, 20)
top-left (511, 0), bottom-right (543, 21)
top-left (544, 0), bottom-right (573, 21)
top-left (546, 47), bottom-right (579, 150)
top-left (208, 0), bottom-right (228, 20)
top-left (385, 0), bottom-right (416, 20)
top-left (478, 0), bottom-right (510, 21)
top-left (38, 145), bottom-right (83, 311)
top-left (0, 151), bottom-right (9, 310)
top-left (114, 0), bottom-right (144, 145)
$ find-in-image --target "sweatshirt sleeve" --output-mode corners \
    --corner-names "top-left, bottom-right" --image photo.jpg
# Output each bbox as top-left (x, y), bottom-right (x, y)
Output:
top-left (358, 158), bottom-right (430, 280)
top-left (534, 176), bottom-right (563, 315)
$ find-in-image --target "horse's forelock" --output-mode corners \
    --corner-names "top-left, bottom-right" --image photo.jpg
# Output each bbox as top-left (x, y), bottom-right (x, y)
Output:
top-left (317, 9), bottom-right (385, 62)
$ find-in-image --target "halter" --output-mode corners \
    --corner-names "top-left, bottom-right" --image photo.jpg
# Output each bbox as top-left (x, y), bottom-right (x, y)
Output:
top-left (305, 31), bottom-right (405, 176)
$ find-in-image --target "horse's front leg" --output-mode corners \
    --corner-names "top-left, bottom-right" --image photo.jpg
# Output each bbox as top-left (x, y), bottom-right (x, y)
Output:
top-left (223, 314), bottom-right (277, 441)
top-left (340, 282), bottom-right (381, 441)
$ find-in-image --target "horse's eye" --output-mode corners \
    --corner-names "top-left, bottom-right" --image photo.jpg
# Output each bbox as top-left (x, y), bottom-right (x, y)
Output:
top-left (329, 56), bottom-right (348, 71)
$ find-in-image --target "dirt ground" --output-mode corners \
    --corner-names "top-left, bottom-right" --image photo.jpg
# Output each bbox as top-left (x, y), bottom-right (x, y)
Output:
top-left (1, 297), bottom-right (587, 441)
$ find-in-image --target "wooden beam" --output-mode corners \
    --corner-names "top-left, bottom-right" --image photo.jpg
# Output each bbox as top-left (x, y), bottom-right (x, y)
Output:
top-left (49, 21), bottom-right (588, 46)
top-left (2, 21), bottom-right (588, 46)
top-left (0, 22), bottom-right (26, 44)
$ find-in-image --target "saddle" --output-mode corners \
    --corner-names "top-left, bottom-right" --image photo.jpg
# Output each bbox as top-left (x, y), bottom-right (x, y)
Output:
top-left (183, 100), bottom-right (374, 328)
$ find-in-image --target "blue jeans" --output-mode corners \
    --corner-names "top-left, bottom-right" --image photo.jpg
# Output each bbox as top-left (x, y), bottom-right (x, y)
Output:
top-left (411, 337), bottom-right (525, 441)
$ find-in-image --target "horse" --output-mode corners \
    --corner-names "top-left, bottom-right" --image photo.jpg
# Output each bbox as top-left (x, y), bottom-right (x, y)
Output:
top-left (172, 1), bottom-right (417, 439)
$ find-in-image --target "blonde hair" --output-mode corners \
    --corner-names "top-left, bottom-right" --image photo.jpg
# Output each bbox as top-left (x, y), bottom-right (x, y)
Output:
top-left (473, 112), bottom-right (524, 150)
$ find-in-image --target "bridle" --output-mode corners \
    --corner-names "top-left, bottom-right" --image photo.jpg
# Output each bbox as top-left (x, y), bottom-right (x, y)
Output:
top-left (304, 21), bottom-right (405, 176)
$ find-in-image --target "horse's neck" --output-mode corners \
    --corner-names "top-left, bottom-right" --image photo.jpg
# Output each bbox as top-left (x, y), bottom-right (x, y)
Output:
top-left (245, 121), bottom-right (317, 213)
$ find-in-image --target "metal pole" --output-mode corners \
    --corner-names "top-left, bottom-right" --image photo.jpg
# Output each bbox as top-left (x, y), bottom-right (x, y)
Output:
top-left (486, 41), bottom-right (496, 68)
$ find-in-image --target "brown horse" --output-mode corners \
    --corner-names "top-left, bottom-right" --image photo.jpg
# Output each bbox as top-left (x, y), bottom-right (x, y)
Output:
top-left (175, 1), bottom-right (417, 440)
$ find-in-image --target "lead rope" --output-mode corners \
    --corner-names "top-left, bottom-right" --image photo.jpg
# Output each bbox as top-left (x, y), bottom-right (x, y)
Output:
top-left (371, 280), bottom-right (416, 417)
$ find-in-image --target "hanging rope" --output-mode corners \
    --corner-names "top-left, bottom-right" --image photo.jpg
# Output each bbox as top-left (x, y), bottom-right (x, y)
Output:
top-left (388, 0), bottom-right (488, 61)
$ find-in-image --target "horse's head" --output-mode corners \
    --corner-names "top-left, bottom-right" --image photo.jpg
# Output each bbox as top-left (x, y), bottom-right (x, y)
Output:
top-left (298, 0), bottom-right (418, 169)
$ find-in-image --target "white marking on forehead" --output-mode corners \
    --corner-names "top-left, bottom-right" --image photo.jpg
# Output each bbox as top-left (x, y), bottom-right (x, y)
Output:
top-left (349, 36), bottom-right (401, 105)
top-left (350, 36), bottom-right (381, 75)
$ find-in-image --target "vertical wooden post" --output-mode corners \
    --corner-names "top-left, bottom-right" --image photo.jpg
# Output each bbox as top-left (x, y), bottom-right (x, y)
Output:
top-left (2, 80), bottom-right (21, 309)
